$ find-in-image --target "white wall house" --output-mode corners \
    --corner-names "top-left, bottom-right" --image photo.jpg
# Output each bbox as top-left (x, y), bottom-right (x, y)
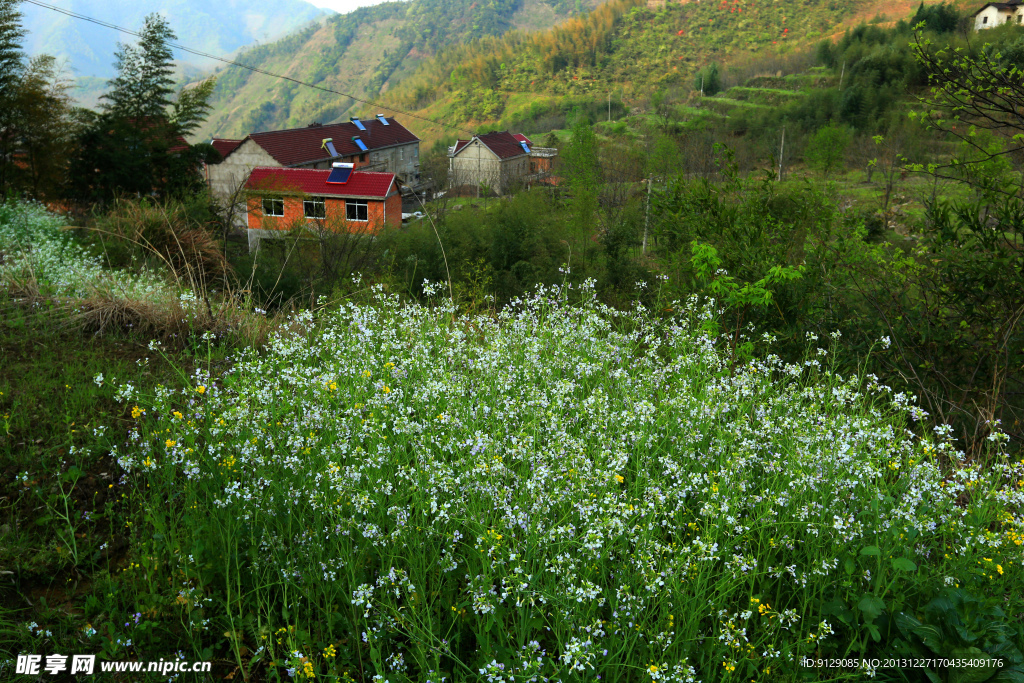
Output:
top-left (974, 1), bottom-right (1024, 29)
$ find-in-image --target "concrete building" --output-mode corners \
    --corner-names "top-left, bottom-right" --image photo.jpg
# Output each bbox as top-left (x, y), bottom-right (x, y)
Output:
top-left (447, 131), bottom-right (557, 195)
top-left (448, 131), bottom-right (530, 196)
top-left (974, 0), bottom-right (1024, 28)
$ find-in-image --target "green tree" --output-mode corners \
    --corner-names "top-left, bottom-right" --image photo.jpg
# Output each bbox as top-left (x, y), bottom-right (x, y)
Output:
top-left (0, 1), bottom-right (79, 199)
top-left (804, 123), bottom-right (853, 178)
top-left (694, 63), bottom-right (721, 97)
top-left (561, 114), bottom-right (601, 270)
top-left (71, 13), bottom-right (216, 202)
top-left (14, 55), bottom-right (79, 197)
top-left (909, 1), bottom-right (960, 34)
top-left (101, 14), bottom-right (176, 122)
top-left (0, 0), bottom-right (26, 196)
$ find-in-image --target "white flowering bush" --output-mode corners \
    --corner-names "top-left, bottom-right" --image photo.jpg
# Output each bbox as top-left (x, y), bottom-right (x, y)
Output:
top-left (1, 200), bottom-right (278, 344)
top-left (114, 284), bottom-right (1023, 681)
top-left (0, 200), bottom-right (169, 300)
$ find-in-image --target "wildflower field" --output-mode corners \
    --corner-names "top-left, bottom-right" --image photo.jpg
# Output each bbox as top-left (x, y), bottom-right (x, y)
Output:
top-left (2, 201), bottom-right (1024, 681)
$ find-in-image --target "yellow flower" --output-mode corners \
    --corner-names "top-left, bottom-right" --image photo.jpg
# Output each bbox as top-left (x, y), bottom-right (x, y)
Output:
top-left (615, 474), bottom-right (624, 484)
top-left (196, 386), bottom-right (206, 394)
top-left (649, 665), bottom-right (659, 673)
top-left (997, 564), bottom-right (1004, 575)
top-left (382, 386), bottom-right (390, 394)
top-left (165, 439), bottom-right (176, 448)
top-left (131, 406), bottom-right (144, 419)
top-left (172, 411), bottom-right (183, 419)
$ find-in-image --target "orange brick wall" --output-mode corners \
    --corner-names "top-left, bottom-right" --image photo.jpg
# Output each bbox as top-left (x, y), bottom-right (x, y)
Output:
top-left (385, 193), bottom-right (401, 228)
top-left (530, 157), bottom-right (553, 173)
top-left (247, 193), bottom-right (401, 234)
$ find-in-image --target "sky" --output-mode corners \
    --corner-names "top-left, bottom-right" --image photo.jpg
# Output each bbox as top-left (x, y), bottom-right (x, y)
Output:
top-left (304, 0), bottom-right (397, 14)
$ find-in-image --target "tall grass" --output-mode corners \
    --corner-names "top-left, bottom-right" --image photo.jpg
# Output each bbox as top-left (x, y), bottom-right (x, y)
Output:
top-left (0, 199), bottom-right (279, 346)
top-left (112, 283), bottom-right (1023, 682)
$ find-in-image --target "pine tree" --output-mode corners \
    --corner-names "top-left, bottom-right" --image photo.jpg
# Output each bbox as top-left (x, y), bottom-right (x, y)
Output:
top-left (0, 0), bottom-right (26, 195)
top-left (101, 13), bottom-right (176, 122)
top-left (73, 13), bottom-right (216, 202)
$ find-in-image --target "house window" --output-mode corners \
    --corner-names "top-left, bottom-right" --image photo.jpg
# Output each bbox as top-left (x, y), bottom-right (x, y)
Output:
top-left (399, 148), bottom-right (404, 160)
top-left (262, 197), bottom-right (284, 216)
top-left (983, 15), bottom-right (988, 23)
top-left (346, 200), bottom-right (368, 222)
top-left (304, 196), bottom-right (326, 219)
top-left (359, 153), bottom-right (366, 162)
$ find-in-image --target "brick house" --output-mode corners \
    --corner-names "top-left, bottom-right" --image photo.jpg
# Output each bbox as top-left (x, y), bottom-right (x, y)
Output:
top-left (448, 131), bottom-right (557, 195)
top-left (244, 164), bottom-right (401, 251)
top-left (209, 116), bottom-right (420, 222)
top-left (974, 0), bottom-right (1024, 28)
top-left (514, 134), bottom-right (558, 177)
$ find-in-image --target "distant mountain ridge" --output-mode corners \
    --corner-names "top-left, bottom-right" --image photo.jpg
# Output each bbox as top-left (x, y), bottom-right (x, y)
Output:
top-left (195, 0), bottom-right (609, 140)
top-left (19, 0), bottom-right (329, 80)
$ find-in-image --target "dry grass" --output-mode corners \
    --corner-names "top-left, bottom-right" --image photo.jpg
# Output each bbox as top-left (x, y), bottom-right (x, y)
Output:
top-left (0, 196), bottom-right (298, 348)
top-left (92, 197), bottom-right (230, 284)
top-left (5, 273), bottom-right (284, 348)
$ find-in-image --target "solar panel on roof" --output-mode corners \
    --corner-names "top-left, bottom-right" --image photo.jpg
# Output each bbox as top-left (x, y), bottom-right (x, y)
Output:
top-left (352, 137), bottom-right (368, 152)
top-left (326, 162), bottom-right (353, 184)
top-left (322, 138), bottom-right (339, 157)
top-left (519, 141), bottom-right (531, 154)
top-left (377, 114), bottom-right (390, 126)
top-left (350, 117), bottom-right (366, 131)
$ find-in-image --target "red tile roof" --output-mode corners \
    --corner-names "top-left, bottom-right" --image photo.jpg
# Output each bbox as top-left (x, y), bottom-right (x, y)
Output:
top-left (211, 138), bottom-right (243, 159)
top-left (479, 131), bottom-right (530, 159)
top-left (513, 133), bottom-right (533, 146)
top-left (451, 131), bottom-right (529, 160)
top-left (245, 167), bottom-right (396, 199)
top-left (246, 118), bottom-right (419, 167)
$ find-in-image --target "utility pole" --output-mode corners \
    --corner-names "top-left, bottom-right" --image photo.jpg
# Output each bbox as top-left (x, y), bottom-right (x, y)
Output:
top-left (777, 126), bottom-right (785, 182)
top-left (838, 61), bottom-right (845, 90)
top-left (608, 92), bottom-right (611, 122)
top-left (700, 75), bottom-right (704, 97)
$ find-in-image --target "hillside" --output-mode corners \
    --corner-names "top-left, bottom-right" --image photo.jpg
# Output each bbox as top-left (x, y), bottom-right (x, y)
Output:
top-left (19, 0), bottom-right (329, 81)
top-left (197, 0), bottom-right (610, 139)
top-left (382, 0), bottom-right (866, 131)
top-left (380, 0), bottom-right (980, 144)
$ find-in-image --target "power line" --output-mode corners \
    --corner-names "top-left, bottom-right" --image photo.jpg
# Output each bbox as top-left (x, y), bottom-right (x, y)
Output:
top-left (21, 0), bottom-right (472, 136)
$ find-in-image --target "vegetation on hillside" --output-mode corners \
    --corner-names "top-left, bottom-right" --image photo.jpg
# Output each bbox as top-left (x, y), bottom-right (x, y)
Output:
top-left (385, 0), bottom-right (870, 124)
top-left (200, 0), bottom-right (608, 137)
top-left (2, 1), bottom-right (1024, 681)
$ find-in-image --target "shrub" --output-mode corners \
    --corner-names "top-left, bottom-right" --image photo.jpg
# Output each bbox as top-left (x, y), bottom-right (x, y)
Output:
top-left (115, 285), bottom-right (1024, 682)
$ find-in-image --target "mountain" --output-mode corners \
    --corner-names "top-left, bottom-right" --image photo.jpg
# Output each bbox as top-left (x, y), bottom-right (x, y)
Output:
top-left (195, 0), bottom-right (609, 139)
top-left (19, 0), bottom-right (330, 81)
top-left (378, 0), bottom-right (981, 145)
top-left (386, 0), bottom-right (866, 123)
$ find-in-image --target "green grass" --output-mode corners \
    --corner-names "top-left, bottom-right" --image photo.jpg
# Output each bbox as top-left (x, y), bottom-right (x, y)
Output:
top-left (725, 86), bottom-right (806, 100)
top-left (0, 295), bottom-right (196, 668)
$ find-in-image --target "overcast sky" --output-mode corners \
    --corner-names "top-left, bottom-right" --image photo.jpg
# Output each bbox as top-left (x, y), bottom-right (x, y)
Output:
top-left (305, 0), bottom-right (397, 14)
